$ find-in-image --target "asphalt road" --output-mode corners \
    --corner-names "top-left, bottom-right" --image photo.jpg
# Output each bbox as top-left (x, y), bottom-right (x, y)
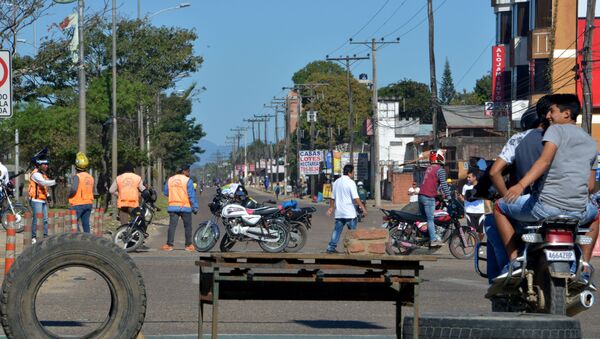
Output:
top-left (2, 187), bottom-right (598, 338)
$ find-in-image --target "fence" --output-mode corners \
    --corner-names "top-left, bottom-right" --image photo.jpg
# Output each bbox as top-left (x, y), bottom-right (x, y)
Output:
top-left (2, 208), bottom-right (111, 276)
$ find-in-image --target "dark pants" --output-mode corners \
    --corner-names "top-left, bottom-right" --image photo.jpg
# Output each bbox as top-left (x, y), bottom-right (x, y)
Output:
top-left (167, 211), bottom-right (193, 246)
top-left (71, 204), bottom-right (93, 233)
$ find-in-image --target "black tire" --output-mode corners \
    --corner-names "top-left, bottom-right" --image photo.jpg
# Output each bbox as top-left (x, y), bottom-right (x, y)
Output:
top-left (0, 233), bottom-right (146, 339)
top-left (285, 222), bottom-right (307, 253)
top-left (193, 222), bottom-right (218, 252)
top-left (219, 233), bottom-right (235, 252)
top-left (540, 274), bottom-right (567, 315)
top-left (448, 228), bottom-right (478, 260)
top-left (258, 221), bottom-right (289, 253)
top-left (2, 203), bottom-right (29, 234)
top-left (113, 225), bottom-right (145, 253)
top-left (403, 313), bottom-right (581, 339)
top-left (389, 227), bottom-right (412, 255)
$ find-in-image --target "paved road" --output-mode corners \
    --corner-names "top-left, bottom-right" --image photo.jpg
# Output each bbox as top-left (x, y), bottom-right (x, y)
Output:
top-left (2, 187), bottom-right (598, 338)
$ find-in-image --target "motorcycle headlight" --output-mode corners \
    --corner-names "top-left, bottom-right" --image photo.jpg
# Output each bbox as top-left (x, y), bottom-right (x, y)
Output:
top-left (144, 209), bottom-right (153, 223)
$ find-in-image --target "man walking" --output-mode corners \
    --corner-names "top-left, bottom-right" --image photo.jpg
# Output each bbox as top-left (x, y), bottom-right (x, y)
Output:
top-left (109, 164), bottom-right (145, 223)
top-left (68, 152), bottom-right (95, 233)
top-left (29, 158), bottom-right (56, 244)
top-left (325, 164), bottom-right (367, 254)
top-left (161, 164), bottom-right (198, 252)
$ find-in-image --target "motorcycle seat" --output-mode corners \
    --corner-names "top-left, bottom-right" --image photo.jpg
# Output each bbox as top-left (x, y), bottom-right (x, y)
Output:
top-left (250, 207), bottom-right (280, 216)
top-left (541, 215), bottom-right (580, 229)
top-left (300, 207), bottom-right (316, 213)
top-left (390, 210), bottom-right (426, 222)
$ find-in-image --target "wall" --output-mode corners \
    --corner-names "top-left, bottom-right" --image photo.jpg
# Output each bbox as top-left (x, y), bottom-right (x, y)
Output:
top-left (389, 171), bottom-right (413, 205)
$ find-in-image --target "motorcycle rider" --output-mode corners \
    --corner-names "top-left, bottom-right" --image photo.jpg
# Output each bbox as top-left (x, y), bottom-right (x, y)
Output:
top-left (109, 163), bottom-right (146, 223)
top-left (418, 150), bottom-right (452, 247)
top-left (0, 161), bottom-right (9, 186)
top-left (29, 157), bottom-right (56, 244)
top-left (68, 152), bottom-right (95, 233)
top-left (495, 94), bottom-right (598, 280)
top-left (161, 164), bottom-right (198, 252)
top-left (357, 181), bottom-right (368, 203)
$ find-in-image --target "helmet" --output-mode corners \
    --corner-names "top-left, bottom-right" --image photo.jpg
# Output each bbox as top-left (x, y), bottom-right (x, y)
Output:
top-left (429, 149), bottom-right (446, 165)
top-left (446, 178), bottom-right (453, 184)
top-left (141, 188), bottom-right (157, 203)
top-left (75, 152), bottom-right (89, 171)
top-left (357, 181), bottom-right (364, 186)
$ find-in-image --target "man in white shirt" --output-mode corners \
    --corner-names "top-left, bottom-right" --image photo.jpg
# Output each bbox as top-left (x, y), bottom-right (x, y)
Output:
top-left (459, 169), bottom-right (486, 240)
top-left (29, 158), bottom-right (56, 243)
top-left (408, 182), bottom-right (419, 203)
top-left (325, 164), bottom-right (368, 253)
top-left (0, 161), bottom-right (9, 186)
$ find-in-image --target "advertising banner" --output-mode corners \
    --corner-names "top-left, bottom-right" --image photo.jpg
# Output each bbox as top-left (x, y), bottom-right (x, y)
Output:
top-left (491, 45), bottom-right (505, 103)
top-left (333, 151), bottom-right (341, 174)
top-left (299, 150), bottom-right (321, 175)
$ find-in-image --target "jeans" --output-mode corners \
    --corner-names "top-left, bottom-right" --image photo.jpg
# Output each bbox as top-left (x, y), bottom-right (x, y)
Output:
top-left (327, 218), bottom-right (358, 251)
top-left (484, 214), bottom-right (509, 284)
top-left (498, 194), bottom-right (598, 225)
top-left (418, 195), bottom-right (439, 241)
top-left (30, 200), bottom-right (48, 239)
top-left (71, 204), bottom-right (93, 233)
top-left (167, 211), bottom-right (193, 246)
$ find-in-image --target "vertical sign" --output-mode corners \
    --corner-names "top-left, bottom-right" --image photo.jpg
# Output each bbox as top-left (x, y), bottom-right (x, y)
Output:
top-left (0, 51), bottom-right (12, 118)
top-left (491, 45), bottom-right (505, 103)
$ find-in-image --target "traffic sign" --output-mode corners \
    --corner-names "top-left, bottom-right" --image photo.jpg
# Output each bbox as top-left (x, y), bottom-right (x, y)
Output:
top-left (0, 50), bottom-right (12, 119)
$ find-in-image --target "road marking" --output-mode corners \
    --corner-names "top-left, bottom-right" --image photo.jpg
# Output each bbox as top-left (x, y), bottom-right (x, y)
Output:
top-left (439, 277), bottom-right (488, 289)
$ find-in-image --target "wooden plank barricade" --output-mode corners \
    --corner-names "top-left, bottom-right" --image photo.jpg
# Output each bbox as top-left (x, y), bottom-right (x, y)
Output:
top-left (4, 214), bottom-right (16, 275)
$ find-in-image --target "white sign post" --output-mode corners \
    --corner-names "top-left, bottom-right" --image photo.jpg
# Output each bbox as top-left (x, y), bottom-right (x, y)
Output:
top-left (0, 51), bottom-right (12, 118)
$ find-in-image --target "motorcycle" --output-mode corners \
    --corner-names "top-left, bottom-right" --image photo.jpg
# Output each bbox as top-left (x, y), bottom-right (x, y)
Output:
top-left (476, 215), bottom-right (596, 315)
top-left (113, 189), bottom-right (158, 252)
top-left (279, 204), bottom-right (315, 252)
top-left (0, 178), bottom-right (29, 234)
top-left (381, 197), bottom-right (479, 259)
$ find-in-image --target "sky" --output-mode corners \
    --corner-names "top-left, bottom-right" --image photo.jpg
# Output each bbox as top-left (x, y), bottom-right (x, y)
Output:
top-left (16, 0), bottom-right (496, 161)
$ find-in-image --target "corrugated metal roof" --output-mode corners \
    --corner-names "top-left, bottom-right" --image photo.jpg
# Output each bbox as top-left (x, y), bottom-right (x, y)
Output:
top-left (441, 105), bottom-right (493, 128)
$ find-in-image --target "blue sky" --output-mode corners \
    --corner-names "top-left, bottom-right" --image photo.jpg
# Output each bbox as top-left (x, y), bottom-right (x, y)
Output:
top-left (17, 0), bottom-right (495, 159)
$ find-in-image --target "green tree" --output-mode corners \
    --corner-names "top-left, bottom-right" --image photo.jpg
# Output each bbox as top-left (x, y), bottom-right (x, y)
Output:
top-left (292, 60), bottom-right (345, 85)
top-left (439, 58), bottom-right (456, 105)
top-left (378, 79), bottom-right (432, 122)
top-left (473, 73), bottom-right (492, 104)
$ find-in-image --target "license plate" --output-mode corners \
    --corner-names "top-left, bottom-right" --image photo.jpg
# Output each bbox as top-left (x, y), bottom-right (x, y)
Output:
top-left (545, 250), bottom-right (575, 261)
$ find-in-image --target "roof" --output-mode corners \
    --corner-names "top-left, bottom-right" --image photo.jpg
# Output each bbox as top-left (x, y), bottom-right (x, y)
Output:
top-left (417, 124), bottom-right (432, 136)
top-left (441, 105), bottom-right (493, 129)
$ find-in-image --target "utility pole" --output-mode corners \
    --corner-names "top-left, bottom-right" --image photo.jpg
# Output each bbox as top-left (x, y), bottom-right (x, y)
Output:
top-left (326, 55), bottom-right (369, 165)
top-left (79, 0), bottom-right (87, 153)
top-left (110, 0), bottom-right (117, 184)
top-left (582, 0), bottom-right (596, 134)
top-left (254, 114), bottom-right (275, 186)
top-left (428, 0), bottom-right (439, 148)
top-left (243, 118), bottom-right (258, 142)
top-left (265, 98), bottom-right (286, 185)
top-left (231, 127), bottom-right (248, 178)
top-left (350, 38), bottom-right (399, 207)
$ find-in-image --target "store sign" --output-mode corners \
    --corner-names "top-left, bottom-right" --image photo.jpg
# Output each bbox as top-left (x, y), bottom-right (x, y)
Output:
top-left (299, 150), bottom-right (321, 175)
top-left (491, 45), bottom-right (505, 103)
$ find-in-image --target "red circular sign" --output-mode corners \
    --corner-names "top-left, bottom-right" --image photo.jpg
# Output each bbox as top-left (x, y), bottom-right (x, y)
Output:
top-left (0, 57), bottom-right (8, 88)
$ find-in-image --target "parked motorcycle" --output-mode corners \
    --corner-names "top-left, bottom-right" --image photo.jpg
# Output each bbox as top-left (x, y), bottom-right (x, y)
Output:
top-left (476, 215), bottom-right (596, 315)
top-left (113, 189), bottom-right (158, 252)
top-left (381, 197), bottom-right (478, 259)
top-left (280, 205), bottom-right (315, 252)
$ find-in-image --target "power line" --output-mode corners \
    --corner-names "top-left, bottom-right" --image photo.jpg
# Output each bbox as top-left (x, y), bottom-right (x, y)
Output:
top-left (382, 3), bottom-right (427, 39)
top-left (350, 0), bottom-right (390, 39)
top-left (367, 0), bottom-right (409, 38)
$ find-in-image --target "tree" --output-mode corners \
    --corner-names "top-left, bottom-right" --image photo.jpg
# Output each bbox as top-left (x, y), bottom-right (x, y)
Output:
top-left (0, 0), bottom-right (56, 54)
top-left (378, 79), bottom-right (432, 122)
top-left (292, 60), bottom-right (345, 85)
top-left (473, 73), bottom-right (492, 104)
top-left (439, 58), bottom-right (456, 105)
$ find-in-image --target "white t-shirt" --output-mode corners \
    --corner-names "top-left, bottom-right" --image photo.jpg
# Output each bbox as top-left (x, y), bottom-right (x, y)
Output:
top-left (408, 187), bottom-right (419, 202)
top-left (498, 129), bottom-right (533, 165)
top-left (462, 184), bottom-right (484, 214)
top-left (332, 175), bottom-right (359, 219)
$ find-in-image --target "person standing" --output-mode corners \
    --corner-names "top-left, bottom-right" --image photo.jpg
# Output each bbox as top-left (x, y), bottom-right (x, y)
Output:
top-left (325, 164), bottom-right (368, 253)
top-left (29, 158), bottom-right (56, 244)
top-left (68, 152), bottom-right (95, 233)
top-left (161, 164), bottom-right (199, 252)
top-left (418, 150), bottom-right (452, 247)
top-left (408, 182), bottom-right (420, 203)
top-left (274, 182), bottom-right (281, 201)
top-left (109, 164), bottom-right (145, 223)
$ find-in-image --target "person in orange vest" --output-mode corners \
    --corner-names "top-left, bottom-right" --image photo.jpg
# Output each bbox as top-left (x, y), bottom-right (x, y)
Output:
top-left (29, 158), bottom-right (56, 244)
top-left (68, 152), bottom-right (95, 233)
top-left (109, 163), bottom-right (146, 224)
top-left (161, 164), bottom-right (198, 251)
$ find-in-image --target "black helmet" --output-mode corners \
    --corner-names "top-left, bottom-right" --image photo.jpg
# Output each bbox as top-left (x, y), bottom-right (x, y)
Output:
top-left (520, 106), bottom-right (540, 130)
top-left (141, 188), bottom-right (157, 203)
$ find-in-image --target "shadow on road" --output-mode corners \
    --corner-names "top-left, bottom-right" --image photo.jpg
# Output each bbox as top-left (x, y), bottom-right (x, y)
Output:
top-left (294, 320), bottom-right (386, 329)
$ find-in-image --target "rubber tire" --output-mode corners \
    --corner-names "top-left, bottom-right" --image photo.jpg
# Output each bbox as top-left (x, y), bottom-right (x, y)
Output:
top-left (285, 222), bottom-right (307, 253)
top-left (2, 203), bottom-right (29, 234)
top-left (258, 221), bottom-right (289, 253)
top-left (219, 233), bottom-right (235, 252)
top-left (448, 228), bottom-right (478, 260)
top-left (403, 313), bottom-right (581, 339)
top-left (193, 222), bottom-right (218, 252)
top-left (113, 225), bottom-right (145, 253)
top-left (0, 233), bottom-right (146, 339)
top-left (541, 275), bottom-right (567, 315)
top-left (388, 227), bottom-right (412, 255)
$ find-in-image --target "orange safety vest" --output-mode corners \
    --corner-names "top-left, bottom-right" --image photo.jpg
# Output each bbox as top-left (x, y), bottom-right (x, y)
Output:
top-left (28, 169), bottom-right (49, 201)
top-left (168, 174), bottom-right (191, 208)
top-left (69, 172), bottom-right (95, 206)
top-left (116, 172), bottom-right (142, 208)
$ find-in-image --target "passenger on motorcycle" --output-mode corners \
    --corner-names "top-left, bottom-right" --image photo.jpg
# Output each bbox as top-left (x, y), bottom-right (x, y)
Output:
top-left (459, 168), bottom-right (487, 241)
top-left (418, 150), bottom-right (452, 247)
top-left (494, 94), bottom-right (599, 280)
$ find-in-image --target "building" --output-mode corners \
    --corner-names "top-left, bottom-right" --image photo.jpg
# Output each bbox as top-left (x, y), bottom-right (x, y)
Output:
top-left (491, 0), bottom-right (600, 147)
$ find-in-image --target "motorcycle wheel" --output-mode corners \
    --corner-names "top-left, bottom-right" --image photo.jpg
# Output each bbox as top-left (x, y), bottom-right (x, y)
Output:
top-left (193, 222), bottom-right (218, 252)
top-left (258, 221), bottom-right (289, 253)
top-left (448, 228), bottom-right (478, 260)
top-left (219, 233), bottom-right (235, 252)
top-left (538, 268), bottom-right (567, 315)
top-left (113, 225), bottom-right (145, 253)
top-left (285, 222), bottom-right (307, 253)
top-left (388, 227), bottom-right (412, 255)
top-left (2, 203), bottom-right (29, 234)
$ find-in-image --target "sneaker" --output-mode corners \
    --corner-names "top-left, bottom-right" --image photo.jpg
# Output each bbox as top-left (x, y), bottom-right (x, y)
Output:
top-left (429, 240), bottom-right (444, 248)
top-left (160, 244), bottom-right (173, 252)
top-left (184, 245), bottom-right (195, 252)
top-left (31, 238), bottom-right (37, 244)
top-left (325, 249), bottom-right (339, 254)
top-left (495, 260), bottom-right (523, 280)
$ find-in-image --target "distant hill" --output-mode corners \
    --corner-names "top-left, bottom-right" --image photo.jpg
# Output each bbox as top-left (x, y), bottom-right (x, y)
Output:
top-left (195, 139), bottom-right (230, 166)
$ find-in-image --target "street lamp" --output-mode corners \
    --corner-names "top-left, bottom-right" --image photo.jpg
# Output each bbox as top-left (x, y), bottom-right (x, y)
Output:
top-left (147, 3), bottom-right (191, 19)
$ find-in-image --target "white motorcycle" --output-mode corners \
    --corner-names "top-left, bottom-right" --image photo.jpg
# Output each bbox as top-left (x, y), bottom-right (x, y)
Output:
top-left (218, 203), bottom-right (290, 253)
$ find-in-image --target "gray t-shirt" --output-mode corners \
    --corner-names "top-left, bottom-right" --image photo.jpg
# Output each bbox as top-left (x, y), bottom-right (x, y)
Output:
top-left (539, 124), bottom-right (598, 211)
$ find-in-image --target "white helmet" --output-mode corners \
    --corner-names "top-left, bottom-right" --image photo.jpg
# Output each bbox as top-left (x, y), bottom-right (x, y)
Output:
top-left (357, 181), bottom-right (364, 186)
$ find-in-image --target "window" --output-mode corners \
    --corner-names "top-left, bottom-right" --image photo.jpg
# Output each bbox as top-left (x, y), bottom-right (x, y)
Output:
top-left (515, 3), bottom-right (529, 37)
top-left (534, 0), bottom-right (552, 28)
top-left (532, 59), bottom-right (550, 93)
top-left (516, 65), bottom-right (530, 100)
top-left (498, 12), bottom-right (512, 44)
